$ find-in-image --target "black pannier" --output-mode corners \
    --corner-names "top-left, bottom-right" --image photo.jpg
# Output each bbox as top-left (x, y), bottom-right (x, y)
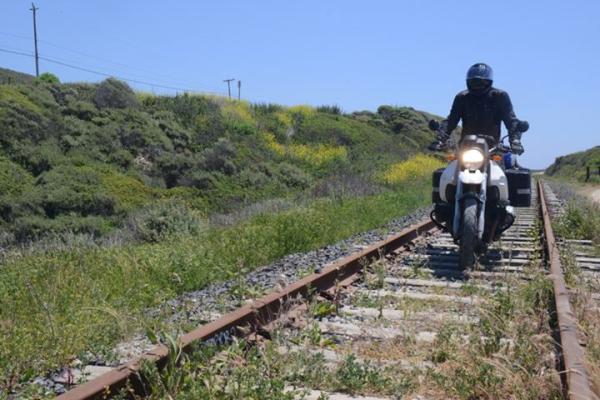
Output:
top-left (505, 168), bottom-right (531, 207)
top-left (432, 168), bottom-right (444, 203)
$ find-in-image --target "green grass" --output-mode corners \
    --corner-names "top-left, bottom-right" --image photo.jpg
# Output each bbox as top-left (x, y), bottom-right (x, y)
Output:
top-left (0, 180), bottom-right (430, 390)
top-left (545, 145), bottom-right (600, 183)
top-left (553, 198), bottom-right (600, 249)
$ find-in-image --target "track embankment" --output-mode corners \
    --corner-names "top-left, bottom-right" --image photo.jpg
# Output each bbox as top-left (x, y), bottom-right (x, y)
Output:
top-left (53, 181), bottom-right (599, 400)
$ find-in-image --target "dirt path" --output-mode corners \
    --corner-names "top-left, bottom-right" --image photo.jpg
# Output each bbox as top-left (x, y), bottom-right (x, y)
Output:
top-left (579, 185), bottom-right (600, 204)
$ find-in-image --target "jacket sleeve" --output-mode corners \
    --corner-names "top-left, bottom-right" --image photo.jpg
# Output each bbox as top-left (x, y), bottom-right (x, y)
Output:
top-left (442, 94), bottom-right (463, 135)
top-left (499, 91), bottom-right (519, 135)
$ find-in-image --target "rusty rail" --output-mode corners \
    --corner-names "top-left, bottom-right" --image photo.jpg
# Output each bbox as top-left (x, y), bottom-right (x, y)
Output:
top-left (55, 219), bottom-right (436, 400)
top-left (538, 180), bottom-right (595, 400)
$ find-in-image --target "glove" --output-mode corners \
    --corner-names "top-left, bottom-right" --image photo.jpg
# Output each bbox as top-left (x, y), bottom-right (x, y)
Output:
top-left (428, 141), bottom-right (446, 152)
top-left (428, 127), bottom-right (450, 151)
top-left (436, 129), bottom-right (450, 144)
top-left (510, 139), bottom-right (524, 155)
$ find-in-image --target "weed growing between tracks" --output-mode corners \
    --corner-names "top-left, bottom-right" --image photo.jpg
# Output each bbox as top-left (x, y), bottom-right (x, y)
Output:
top-left (426, 273), bottom-right (561, 399)
top-left (116, 330), bottom-right (420, 399)
top-left (0, 180), bottom-right (430, 392)
top-left (112, 272), bottom-right (561, 400)
top-left (124, 244), bottom-right (562, 400)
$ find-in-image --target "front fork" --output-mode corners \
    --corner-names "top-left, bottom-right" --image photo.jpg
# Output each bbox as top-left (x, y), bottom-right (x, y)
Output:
top-left (452, 173), bottom-right (487, 241)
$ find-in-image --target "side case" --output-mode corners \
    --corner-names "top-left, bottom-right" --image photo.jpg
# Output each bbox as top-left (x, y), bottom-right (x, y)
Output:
top-left (432, 168), bottom-right (444, 203)
top-left (505, 168), bottom-right (531, 207)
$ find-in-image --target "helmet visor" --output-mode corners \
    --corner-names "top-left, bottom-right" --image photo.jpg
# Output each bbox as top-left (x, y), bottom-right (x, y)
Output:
top-left (467, 78), bottom-right (491, 92)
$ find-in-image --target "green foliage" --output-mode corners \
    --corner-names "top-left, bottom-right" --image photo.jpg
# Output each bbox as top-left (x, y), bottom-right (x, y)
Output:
top-left (0, 70), bottom-right (438, 246)
top-left (545, 146), bottom-right (600, 182)
top-left (316, 104), bottom-right (342, 115)
top-left (99, 169), bottom-right (156, 212)
top-left (127, 200), bottom-right (207, 243)
top-left (554, 199), bottom-right (600, 246)
top-left (37, 73), bottom-right (60, 84)
top-left (32, 165), bottom-right (116, 218)
top-left (94, 77), bottom-right (139, 109)
top-left (0, 157), bottom-right (34, 197)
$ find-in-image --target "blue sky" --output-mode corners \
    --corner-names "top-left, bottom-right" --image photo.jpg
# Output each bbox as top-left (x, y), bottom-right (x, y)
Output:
top-left (1, 0), bottom-right (599, 169)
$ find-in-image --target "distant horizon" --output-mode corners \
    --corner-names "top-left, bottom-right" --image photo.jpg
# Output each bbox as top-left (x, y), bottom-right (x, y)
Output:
top-left (1, 0), bottom-right (599, 169)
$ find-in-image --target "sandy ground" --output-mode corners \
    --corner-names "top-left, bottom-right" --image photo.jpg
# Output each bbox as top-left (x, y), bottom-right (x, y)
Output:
top-left (579, 185), bottom-right (600, 204)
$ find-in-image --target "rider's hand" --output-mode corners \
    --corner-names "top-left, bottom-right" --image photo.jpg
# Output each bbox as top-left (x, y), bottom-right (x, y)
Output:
top-left (510, 139), bottom-right (524, 155)
top-left (428, 141), bottom-right (446, 152)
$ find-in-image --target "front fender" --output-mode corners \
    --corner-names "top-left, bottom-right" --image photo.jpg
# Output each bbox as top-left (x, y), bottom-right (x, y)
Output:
top-left (459, 170), bottom-right (485, 185)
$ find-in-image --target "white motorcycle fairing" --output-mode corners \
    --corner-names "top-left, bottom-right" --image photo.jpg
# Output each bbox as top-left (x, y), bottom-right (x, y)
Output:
top-left (458, 170), bottom-right (485, 185)
top-left (488, 161), bottom-right (509, 202)
top-left (439, 160), bottom-right (457, 202)
top-left (439, 160), bottom-right (509, 203)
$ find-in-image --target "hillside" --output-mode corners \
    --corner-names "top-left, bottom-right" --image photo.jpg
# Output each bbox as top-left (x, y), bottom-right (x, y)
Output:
top-left (545, 146), bottom-right (600, 183)
top-left (0, 68), bottom-right (436, 247)
top-left (0, 68), bottom-right (448, 392)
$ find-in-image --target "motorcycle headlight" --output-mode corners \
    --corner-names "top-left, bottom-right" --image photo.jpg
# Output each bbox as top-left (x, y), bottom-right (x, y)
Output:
top-left (461, 148), bottom-right (485, 170)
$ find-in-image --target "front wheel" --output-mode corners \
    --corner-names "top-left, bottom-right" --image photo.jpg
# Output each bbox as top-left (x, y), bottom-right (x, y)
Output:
top-left (459, 197), bottom-right (479, 270)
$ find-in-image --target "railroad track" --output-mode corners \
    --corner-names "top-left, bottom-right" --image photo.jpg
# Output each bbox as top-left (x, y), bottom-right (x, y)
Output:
top-left (55, 181), bottom-right (598, 400)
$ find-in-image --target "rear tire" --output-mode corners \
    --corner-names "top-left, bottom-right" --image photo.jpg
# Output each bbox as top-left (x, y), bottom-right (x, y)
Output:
top-left (459, 197), bottom-right (479, 271)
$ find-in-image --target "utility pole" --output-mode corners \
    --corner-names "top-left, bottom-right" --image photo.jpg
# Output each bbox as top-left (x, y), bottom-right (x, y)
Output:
top-left (30, 3), bottom-right (40, 77)
top-left (223, 78), bottom-right (235, 99)
top-left (586, 166), bottom-right (590, 182)
top-left (237, 80), bottom-right (241, 100)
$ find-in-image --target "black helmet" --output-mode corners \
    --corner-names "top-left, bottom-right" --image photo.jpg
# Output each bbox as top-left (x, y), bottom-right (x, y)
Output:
top-left (466, 63), bottom-right (493, 94)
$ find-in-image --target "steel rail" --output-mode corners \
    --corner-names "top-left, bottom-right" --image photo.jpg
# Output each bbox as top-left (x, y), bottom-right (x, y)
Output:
top-left (538, 181), bottom-right (595, 400)
top-left (55, 219), bottom-right (436, 400)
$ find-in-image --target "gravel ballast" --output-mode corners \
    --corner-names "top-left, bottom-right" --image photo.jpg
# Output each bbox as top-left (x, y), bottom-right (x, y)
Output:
top-left (26, 206), bottom-right (432, 397)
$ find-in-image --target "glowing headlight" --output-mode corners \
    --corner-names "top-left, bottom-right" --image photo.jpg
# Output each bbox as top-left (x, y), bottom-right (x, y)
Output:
top-left (461, 149), bottom-right (485, 170)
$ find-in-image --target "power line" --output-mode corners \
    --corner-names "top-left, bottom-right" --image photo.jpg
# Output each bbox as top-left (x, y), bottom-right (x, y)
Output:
top-left (0, 47), bottom-right (225, 95)
top-left (0, 31), bottom-right (169, 79)
top-left (0, 48), bottom-right (33, 58)
top-left (0, 31), bottom-right (31, 41)
top-left (0, 31), bottom-right (222, 92)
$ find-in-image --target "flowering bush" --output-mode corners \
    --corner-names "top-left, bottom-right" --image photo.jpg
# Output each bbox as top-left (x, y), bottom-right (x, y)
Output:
top-left (381, 154), bottom-right (444, 185)
top-left (263, 132), bottom-right (347, 169)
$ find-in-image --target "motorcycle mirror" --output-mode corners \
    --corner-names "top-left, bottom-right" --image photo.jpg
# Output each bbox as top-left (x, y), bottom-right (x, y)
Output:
top-left (428, 119), bottom-right (440, 131)
top-left (517, 120), bottom-right (529, 132)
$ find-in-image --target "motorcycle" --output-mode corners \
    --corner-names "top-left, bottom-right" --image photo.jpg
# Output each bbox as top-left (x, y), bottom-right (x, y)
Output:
top-left (428, 120), bottom-right (531, 270)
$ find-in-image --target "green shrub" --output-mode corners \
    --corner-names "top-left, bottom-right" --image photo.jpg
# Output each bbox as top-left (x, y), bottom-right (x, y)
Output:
top-left (554, 200), bottom-right (600, 245)
top-left (12, 214), bottom-right (113, 242)
top-left (63, 99), bottom-right (98, 120)
top-left (100, 169), bottom-right (156, 212)
top-left (32, 165), bottom-right (116, 217)
top-left (316, 104), bottom-right (342, 115)
top-left (17, 141), bottom-right (64, 175)
top-left (201, 137), bottom-right (237, 175)
top-left (94, 78), bottom-right (139, 109)
top-left (37, 72), bottom-right (60, 84)
top-left (0, 157), bottom-right (34, 197)
top-left (127, 200), bottom-right (207, 243)
top-left (545, 146), bottom-right (600, 183)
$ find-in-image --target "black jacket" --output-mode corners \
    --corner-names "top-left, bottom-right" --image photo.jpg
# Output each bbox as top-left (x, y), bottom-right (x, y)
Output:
top-left (443, 87), bottom-right (519, 144)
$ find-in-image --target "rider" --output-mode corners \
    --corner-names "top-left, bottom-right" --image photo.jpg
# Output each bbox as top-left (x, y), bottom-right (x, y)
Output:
top-left (429, 63), bottom-right (526, 155)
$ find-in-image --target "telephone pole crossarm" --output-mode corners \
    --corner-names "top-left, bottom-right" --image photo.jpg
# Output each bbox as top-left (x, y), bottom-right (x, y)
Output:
top-left (223, 78), bottom-right (235, 99)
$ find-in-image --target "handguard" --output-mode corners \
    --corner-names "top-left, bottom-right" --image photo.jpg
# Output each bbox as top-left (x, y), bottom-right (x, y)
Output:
top-left (508, 129), bottom-right (524, 155)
